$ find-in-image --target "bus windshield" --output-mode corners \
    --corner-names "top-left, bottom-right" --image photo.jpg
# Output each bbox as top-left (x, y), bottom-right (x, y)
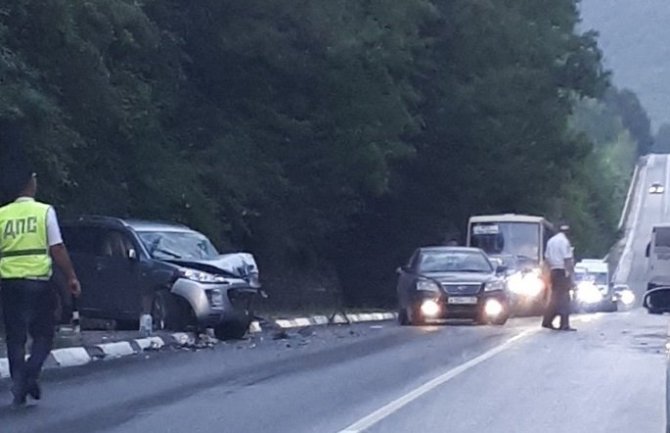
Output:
top-left (469, 222), bottom-right (540, 261)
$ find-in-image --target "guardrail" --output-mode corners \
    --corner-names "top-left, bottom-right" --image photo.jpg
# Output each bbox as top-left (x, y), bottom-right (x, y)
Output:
top-left (609, 157), bottom-right (645, 283)
top-left (618, 161), bottom-right (641, 231)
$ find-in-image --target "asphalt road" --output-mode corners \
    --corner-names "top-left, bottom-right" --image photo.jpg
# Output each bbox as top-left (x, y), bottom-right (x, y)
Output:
top-left (0, 156), bottom-right (668, 433)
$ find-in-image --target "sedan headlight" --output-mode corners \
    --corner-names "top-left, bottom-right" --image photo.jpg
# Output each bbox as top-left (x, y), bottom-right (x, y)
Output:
top-left (179, 268), bottom-right (229, 283)
top-left (416, 279), bottom-right (441, 292)
top-left (484, 279), bottom-right (505, 292)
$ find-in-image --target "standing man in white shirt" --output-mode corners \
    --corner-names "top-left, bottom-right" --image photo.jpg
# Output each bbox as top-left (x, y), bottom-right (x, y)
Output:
top-left (541, 223), bottom-right (576, 331)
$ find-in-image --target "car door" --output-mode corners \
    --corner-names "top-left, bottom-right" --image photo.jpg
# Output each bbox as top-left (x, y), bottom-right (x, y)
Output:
top-left (397, 250), bottom-right (419, 307)
top-left (61, 225), bottom-right (111, 318)
top-left (96, 229), bottom-right (141, 320)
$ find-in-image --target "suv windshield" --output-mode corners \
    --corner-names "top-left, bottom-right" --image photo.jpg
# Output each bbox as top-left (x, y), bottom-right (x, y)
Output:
top-left (418, 251), bottom-right (492, 273)
top-left (138, 231), bottom-right (219, 260)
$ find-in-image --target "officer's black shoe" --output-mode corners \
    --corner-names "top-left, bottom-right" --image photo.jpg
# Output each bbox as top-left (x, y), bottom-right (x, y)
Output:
top-left (27, 382), bottom-right (41, 400)
top-left (559, 326), bottom-right (577, 332)
top-left (11, 386), bottom-right (27, 408)
top-left (541, 323), bottom-right (556, 330)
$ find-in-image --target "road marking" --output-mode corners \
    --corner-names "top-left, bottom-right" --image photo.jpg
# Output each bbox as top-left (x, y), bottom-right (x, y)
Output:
top-left (336, 328), bottom-right (538, 433)
top-left (665, 155), bottom-right (670, 216)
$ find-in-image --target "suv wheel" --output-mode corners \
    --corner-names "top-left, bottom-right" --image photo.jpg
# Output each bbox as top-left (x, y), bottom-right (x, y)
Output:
top-left (152, 291), bottom-right (187, 331)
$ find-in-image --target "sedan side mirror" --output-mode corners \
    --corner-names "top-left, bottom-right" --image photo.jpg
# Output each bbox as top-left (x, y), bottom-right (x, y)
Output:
top-left (496, 265), bottom-right (508, 275)
top-left (128, 248), bottom-right (138, 260)
top-left (643, 287), bottom-right (670, 314)
top-left (396, 266), bottom-right (404, 275)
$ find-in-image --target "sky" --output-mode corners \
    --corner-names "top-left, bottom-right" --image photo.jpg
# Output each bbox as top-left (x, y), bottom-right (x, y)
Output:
top-left (579, 0), bottom-right (670, 131)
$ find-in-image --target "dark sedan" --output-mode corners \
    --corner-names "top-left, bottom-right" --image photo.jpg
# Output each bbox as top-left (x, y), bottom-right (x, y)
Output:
top-left (396, 247), bottom-right (509, 325)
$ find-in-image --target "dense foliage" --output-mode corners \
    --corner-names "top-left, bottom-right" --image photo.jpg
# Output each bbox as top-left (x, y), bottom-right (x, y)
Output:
top-left (0, 0), bottom-right (649, 308)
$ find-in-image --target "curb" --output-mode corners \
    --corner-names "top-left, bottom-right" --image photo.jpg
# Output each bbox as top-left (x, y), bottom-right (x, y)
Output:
top-left (0, 311), bottom-right (397, 379)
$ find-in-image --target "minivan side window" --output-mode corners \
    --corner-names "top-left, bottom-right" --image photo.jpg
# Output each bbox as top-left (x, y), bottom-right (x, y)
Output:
top-left (61, 226), bottom-right (106, 255)
top-left (100, 230), bottom-right (134, 259)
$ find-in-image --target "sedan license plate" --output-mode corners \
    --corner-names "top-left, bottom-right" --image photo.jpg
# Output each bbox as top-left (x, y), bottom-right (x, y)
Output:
top-left (448, 296), bottom-right (478, 305)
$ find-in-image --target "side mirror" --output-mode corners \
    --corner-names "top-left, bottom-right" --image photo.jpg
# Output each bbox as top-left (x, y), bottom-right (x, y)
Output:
top-left (128, 248), bottom-right (138, 260)
top-left (643, 287), bottom-right (670, 313)
top-left (496, 265), bottom-right (508, 274)
top-left (645, 242), bottom-right (651, 258)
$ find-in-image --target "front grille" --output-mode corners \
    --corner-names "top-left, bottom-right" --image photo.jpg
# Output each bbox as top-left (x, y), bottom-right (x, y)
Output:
top-left (441, 283), bottom-right (482, 295)
top-left (228, 288), bottom-right (255, 310)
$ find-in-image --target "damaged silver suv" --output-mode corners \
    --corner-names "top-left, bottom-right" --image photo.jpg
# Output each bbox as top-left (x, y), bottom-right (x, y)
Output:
top-left (58, 216), bottom-right (262, 339)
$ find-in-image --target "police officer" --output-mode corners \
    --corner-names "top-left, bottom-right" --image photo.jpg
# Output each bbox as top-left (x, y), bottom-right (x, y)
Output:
top-left (0, 168), bottom-right (81, 406)
top-left (541, 223), bottom-right (576, 331)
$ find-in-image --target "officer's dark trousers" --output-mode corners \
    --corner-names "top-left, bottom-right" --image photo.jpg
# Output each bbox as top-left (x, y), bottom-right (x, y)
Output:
top-left (1, 279), bottom-right (55, 390)
top-left (542, 269), bottom-right (572, 329)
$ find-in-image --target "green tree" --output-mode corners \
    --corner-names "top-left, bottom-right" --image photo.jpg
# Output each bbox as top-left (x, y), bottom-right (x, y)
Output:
top-left (603, 87), bottom-right (654, 155)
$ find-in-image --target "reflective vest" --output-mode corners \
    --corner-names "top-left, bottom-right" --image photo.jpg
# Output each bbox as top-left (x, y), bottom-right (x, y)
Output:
top-left (0, 199), bottom-right (52, 279)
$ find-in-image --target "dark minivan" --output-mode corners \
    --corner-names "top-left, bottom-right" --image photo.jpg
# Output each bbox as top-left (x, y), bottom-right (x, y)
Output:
top-left (59, 216), bottom-right (261, 339)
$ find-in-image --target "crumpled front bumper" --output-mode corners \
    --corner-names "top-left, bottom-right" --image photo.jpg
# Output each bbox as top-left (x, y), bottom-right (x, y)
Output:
top-left (171, 278), bottom-right (259, 326)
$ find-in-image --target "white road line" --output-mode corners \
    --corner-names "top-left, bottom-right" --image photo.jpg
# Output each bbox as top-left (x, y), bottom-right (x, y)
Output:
top-left (336, 328), bottom-right (538, 433)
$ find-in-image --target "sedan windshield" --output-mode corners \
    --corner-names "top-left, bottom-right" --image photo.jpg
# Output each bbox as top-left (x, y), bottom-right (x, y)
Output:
top-left (138, 231), bottom-right (219, 260)
top-left (418, 251), bottom-right (492, 273)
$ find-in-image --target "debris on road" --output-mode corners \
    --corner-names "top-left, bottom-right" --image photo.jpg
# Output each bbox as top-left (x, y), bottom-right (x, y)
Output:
top-left (297, 327), bottom-right (314, 337)
top-left (273, 330), bottom-right (290, 340)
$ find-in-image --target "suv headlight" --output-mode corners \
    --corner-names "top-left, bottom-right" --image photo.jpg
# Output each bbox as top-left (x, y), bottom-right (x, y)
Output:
top-left (485, 279), bottom-right (505, 292)
top-left (179, 268), bottom-right (229, 283)
top-left (417, 279), bottom-right (441, 292)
